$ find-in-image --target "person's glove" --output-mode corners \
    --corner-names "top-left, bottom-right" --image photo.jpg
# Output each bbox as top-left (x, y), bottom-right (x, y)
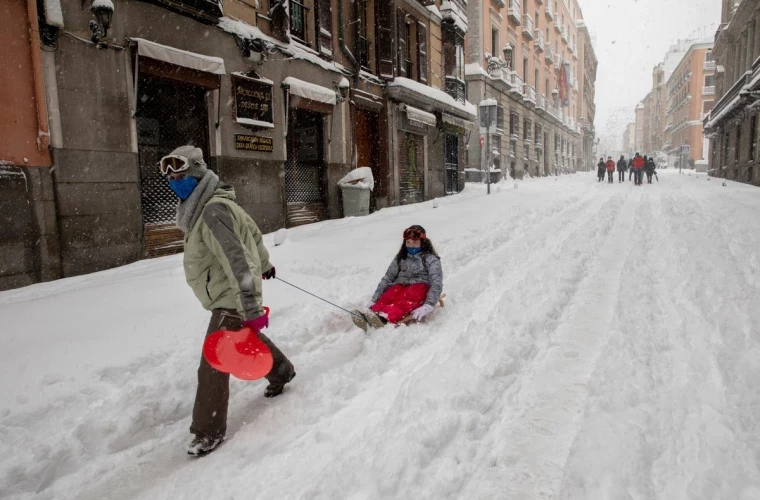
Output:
top-left (411, 304), bottom-right (435, 321)
top-left (243, 314), bottom-right (269, 332)
top-left (366, 300), bottom-right (375, 309)
top-left (262, 266), bottom-right (276, 280)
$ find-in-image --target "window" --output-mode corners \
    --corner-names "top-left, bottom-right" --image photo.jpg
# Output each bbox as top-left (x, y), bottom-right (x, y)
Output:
top-left (705, 75), bottom-right (715, 87)
top-left (315, 0), bottom-right (332, 56)
top-left (750, 116), bottom-right (758, 161)
top-left (535, 69), bottom-right (539, 88)
top-left (510, 111), bottom-right (520, 136)
top-left (703, 100), bottom-right (715, 114)
top-left (523, 56), bottom-right (529, 83)
top-left (504, 45), bottom-right (513, 68)
top-left (397, 10), bottom-right (411, 77)
top-left (376, 0), bottom-right (394, 78)
top-left (358, 0), bottom-right (370, 70)
top-left (417, 22), bottom-right (428, 83)
top-left (492, 27), bottom-right (500, 56)
top-left (706, 50), bottom-right (714, 61)
top-left (444, 27), bottom-right (466, 102)
top-left (497, 104), bottom-right (505, 132)
top-left (290, 0), bottom-right (307, 41)
top-left (524, 118), bottom-right (532, 141)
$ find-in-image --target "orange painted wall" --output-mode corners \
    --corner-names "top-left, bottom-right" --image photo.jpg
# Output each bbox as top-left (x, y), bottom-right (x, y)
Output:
top-left (0, 0), bottom-right (51, 167)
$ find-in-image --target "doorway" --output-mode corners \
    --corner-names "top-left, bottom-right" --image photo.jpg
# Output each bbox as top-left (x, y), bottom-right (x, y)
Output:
top-left (355, 109), bottom-right (384, 211)
top-left (444, 132), bottom-right (459, 194)
top-left (285, 109), bottom-right (326, 227)
top-left (135, 75), bottom-right (210, 257)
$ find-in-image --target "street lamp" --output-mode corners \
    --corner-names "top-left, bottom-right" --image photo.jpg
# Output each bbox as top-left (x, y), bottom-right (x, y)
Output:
top-left (479, 99), bottom-right (498, 194)
top-left (89, 0), bottom-right (114, 48)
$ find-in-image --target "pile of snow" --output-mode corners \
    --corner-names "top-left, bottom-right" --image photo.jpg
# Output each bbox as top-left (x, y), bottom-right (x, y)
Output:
top-left (274, 228), bottom-right (288, 246)
top-left (337, 167), bottom-right (374, 191)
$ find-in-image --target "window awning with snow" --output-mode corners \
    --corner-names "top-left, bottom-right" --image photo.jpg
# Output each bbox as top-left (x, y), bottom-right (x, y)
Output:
top-left (442, 113), bottom-right (476, 131)
top-left (402, 105), bottom-right (437, 127)
top-left (131, 38), bottom-right (226, 75)
top-left (282, 77), bottom-right (337, 105)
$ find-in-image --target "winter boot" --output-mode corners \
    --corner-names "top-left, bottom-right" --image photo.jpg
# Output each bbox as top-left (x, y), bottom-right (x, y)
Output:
top-left (265, 370), bottom-right (296, 398)
top-left (187, 435), bottom-right (223, 457)
top-left (351, 310), bottom-right (370, 332)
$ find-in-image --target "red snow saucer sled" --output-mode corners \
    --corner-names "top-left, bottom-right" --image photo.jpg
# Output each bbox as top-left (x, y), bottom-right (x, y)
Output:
top-left (203, 307), bottom-right (273, 380)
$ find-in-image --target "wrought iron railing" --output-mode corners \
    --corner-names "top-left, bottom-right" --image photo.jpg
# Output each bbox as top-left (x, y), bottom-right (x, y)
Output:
top-left (445, 77), bottom-right (466, 103)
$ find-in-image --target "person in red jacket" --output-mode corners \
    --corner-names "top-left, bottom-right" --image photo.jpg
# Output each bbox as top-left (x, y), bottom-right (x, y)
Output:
top-left (632, 153), bottom-right (645, 185)
top-left (605, 157), bottom-right (615, 184)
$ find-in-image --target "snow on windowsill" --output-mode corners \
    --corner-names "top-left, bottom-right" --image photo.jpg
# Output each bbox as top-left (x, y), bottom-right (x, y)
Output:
top-left (465, 63), bottom-right (489, 77)
top-left (231, 72), bottom-right (274, 85)
top-left (236, 118), bottom-right (275, 128)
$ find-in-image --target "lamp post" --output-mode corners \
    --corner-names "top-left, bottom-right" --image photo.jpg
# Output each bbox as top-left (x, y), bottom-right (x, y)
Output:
top-left (479, 99), bottom-right (498, 194)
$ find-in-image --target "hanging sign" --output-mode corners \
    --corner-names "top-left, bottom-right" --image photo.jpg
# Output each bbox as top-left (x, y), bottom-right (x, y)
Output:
top-left (235, 134), bottom-right (274, 152)
top-left (233, 75), bottom-right (274, 127)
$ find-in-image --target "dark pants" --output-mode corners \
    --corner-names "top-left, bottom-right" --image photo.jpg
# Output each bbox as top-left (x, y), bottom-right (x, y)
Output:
top-left (619, 171), bottom-right (625, 182)
top-left (190, 308), bottom-right (295, 439)
top-left (607, 171), bottom-right (613, 183)
top-left (635, 169), bottom-right (644, 184)
top-left (646, 172), bottom-right (653, 183)
top-left (629, 169), bottom-right (634, 181)
top-left (598, 170), bottom-right (604, 182)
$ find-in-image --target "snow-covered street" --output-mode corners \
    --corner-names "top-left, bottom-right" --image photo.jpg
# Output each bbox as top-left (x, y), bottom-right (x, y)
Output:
top-left (2, 171), bottom-right (759, 500)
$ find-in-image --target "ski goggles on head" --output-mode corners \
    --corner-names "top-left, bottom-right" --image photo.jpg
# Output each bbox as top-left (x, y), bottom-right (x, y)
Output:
top-left (159, 155), bottom-right (190, 175)
top-left (403, 228), bottom-right (426, 240)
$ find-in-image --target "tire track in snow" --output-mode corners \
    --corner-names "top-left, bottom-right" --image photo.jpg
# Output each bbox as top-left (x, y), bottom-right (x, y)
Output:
top-left (458, 187), bottom-right (638, 499)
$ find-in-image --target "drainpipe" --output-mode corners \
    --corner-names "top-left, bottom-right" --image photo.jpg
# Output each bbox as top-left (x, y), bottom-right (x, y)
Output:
top-left (338, 0), bottom-right (358, 169)
top-left (26, 0), bottom-right (51, 157)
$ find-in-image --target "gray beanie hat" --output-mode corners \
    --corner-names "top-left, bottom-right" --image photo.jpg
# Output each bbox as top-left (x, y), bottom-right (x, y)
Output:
top-left (166, 145), bottom-right (208, 179)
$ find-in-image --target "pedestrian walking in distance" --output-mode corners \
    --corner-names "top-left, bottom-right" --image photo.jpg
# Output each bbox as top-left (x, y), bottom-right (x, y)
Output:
top-left (632, 152), bottom-right (645, 186)
top-left (597, 158), bottom-right (606, 183)
top-left (160, 146), bottom-right (296, 457)
top-left (617, 155), bottom-right (627, 183)
top-left (605, 156), bottom-right (616, 184)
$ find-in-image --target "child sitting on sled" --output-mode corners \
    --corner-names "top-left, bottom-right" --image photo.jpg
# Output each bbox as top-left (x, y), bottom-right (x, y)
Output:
top-left (353, 225), bottom-right (443, 331)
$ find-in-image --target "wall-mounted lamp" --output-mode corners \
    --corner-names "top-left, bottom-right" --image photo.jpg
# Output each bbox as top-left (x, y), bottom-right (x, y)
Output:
top-left (89, 0), bottom-right (114, 48)
top-left (334, 77), bottom-right (350, 103)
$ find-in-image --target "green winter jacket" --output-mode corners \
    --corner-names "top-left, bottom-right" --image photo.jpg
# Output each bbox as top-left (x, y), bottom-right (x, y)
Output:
top-left (183, 186), bottom-right (272, 320)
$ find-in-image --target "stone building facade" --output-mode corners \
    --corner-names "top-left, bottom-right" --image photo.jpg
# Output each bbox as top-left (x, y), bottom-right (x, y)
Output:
top-left (465, 0), bottom-right (596, 179)
top-left (0, 0), bottom-right (476, 291)
top-left (704, 0), bottom-right (760, 184)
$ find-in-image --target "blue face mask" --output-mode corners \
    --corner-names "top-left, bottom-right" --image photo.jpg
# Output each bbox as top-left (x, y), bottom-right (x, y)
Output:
top-left (169, 176), bottom-right (199, 201)
top-left (407, 246), bottom-right (422, 256)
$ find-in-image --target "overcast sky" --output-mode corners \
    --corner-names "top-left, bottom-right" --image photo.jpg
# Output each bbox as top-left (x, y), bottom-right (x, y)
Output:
top-left (577, 0), bottom-right (721, 147)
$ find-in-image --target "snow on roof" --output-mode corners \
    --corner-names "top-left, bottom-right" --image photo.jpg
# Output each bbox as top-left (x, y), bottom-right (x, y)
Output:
top-left (427, 5), bottom-right (443, 20)
top-left (231, 71), bottom-right (274, 85)
top-left (705, 94), bottom-right (742, 129)
top-left (218, 17), bottom-right (348, 75)
top-left (440, 0), bottom-right (468, 33)
top-left (388, 77), bottom-right (477, 118)
top-left (283, 77), bottom-right (337, 105)
top-left (131, 38), bottom-right (226, 75)
top-left (479, 98), bottom-right (498, 106)
top-left (91, 0), bottom-right (114, 10)
top-left (43, 0), bottom-right (64, 28)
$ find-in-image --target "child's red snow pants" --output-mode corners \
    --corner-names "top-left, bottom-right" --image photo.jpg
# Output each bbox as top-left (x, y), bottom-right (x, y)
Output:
top-left (371, 283), bottom-right (430, 323)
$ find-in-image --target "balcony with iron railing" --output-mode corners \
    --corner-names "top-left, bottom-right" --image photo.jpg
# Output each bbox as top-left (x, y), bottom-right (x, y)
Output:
top-left (510, 72), bottom-right (524, 96)
top-left (290, 0), bottom-right (308, 42)
top-left (508, 0), bottom-right (521, 25)
top-left (545, 45), bottom-right (554, 63)
top-left (522, 15), bottom-right (534, 40)
top-left (445, 76), bottom-right (467, 103)
top-left (703, 86), bottom-right (715, 96)
top-left (523, 84), bottom-right (536, 106)
top-left (535, 30), bottom-right (544, 52)
top-left (545, 1), bottom-right (553, 20)
top-left (536, 92), bottom-right (546, 111)
top-left (704, 60), bottom-right (716, 72)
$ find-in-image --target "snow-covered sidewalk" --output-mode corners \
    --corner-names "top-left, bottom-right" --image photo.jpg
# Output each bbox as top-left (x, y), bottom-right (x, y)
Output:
top-left (1, 171), bottom-right (759, 499)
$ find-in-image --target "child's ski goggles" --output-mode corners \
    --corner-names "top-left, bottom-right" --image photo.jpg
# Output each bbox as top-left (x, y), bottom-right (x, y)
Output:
top-left (403, 228), bottom-right (426, 240)
top-left (159, 155), bottom-right (190, 175)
